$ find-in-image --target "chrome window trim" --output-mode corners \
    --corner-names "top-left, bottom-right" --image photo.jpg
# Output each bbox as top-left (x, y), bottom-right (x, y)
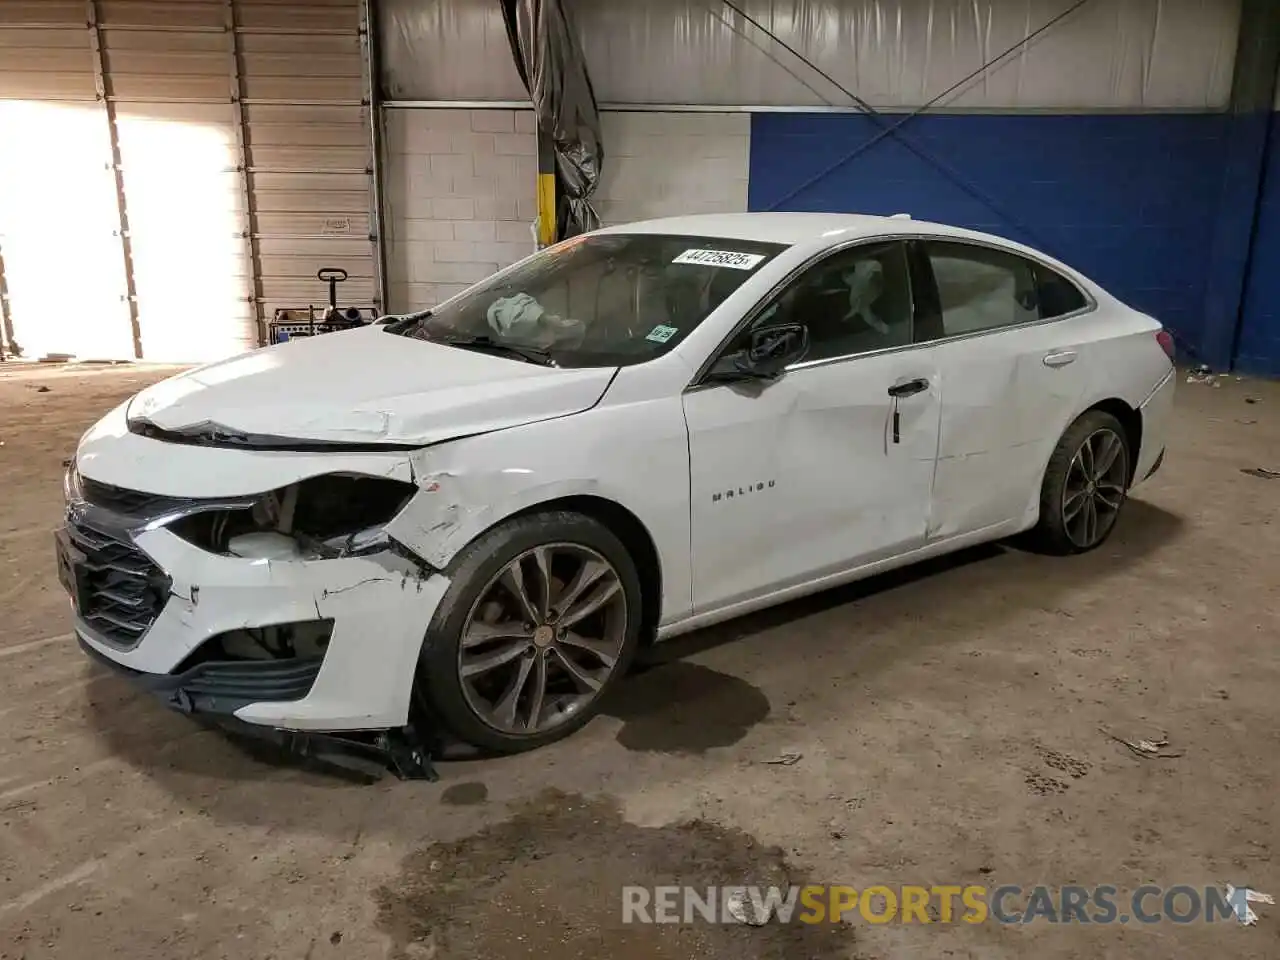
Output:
top-left (686, 232), bottom-right (1097, 391)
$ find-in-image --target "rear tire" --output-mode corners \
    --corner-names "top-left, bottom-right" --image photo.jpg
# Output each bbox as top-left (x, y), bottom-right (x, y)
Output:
top-left (1029, 409), bottom-right (1131, 555)
top-left (416, 510), bottom-right (643, 754)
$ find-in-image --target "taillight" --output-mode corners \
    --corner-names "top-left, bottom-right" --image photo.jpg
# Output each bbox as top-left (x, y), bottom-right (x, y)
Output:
top-left (1155, 329), bottom-right (1175, 361)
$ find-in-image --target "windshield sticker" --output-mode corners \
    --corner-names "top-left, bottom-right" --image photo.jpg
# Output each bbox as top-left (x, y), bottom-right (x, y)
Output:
top-left (645, 324), bottom-right (679, 343)
top-left (672, 249), bottom-right (766, 270)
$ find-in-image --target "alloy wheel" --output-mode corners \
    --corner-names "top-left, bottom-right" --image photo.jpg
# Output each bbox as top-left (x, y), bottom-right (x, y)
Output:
top-left (457, 543), bottom-right (629, 735)
top-left (1061, 427), bottom-right (1128, 549)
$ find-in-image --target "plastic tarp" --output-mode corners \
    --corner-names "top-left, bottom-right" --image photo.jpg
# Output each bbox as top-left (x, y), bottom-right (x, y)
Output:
top-left (380, 0), bottom-right (1238, 111)
top-left (500, 0), bottom-right (603, 238)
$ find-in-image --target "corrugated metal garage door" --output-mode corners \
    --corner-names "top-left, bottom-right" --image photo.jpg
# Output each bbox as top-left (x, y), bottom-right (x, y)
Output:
top-left (0, 0), bottom-right (376, 362)
top-left (0, 1), bottom-right (137, 360)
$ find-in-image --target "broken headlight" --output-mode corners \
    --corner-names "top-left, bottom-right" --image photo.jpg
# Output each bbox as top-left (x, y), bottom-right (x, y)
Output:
top-left (169, 473), bottom-right (418, 560)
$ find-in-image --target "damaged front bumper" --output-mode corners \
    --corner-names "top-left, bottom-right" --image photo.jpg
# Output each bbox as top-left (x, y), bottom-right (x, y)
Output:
top-left (57, 410), bottom-right (458, 778)
top-left (64, 513), bottom-right (449, 731)
top-left (60, 507), bottom-right (450, 778)
top-left (75, 632), bottom-right (439, 780)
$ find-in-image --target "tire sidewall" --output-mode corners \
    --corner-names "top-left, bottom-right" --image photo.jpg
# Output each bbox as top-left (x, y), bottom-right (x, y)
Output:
top-left (417, 511), bottom-right (643, 753)
top-left (1039, 409), bottom-right (1131, 554)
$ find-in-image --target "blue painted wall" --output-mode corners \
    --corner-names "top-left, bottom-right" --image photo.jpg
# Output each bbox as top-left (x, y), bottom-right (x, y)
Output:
top-left (1237, 112), bottom-right (1280, 377)
top-left (748, 113), bottom-right (1230, 359)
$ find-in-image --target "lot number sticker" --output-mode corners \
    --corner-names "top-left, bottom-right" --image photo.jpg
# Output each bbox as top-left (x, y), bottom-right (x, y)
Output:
top-left (646, 324), bottom-right (679, 343)
top-left (672, 248), bottom-right (765, 270)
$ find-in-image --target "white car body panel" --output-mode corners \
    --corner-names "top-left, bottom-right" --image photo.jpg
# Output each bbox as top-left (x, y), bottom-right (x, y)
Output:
top-left (62, 212), bottom-right (1175, 735)
top-left (127, 323), bottom-right (618, 446)
top-left (385, 389), bottom-right (696, 625)
top-left (78, 400), bottom-right (418, 495)
top-left (684, 349), bottom-right (941, 612)
top-left (81, 526), bottom-right (447, 730)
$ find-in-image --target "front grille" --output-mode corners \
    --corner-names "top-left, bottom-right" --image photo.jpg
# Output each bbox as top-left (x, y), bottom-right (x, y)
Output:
top-left (67, 520), bottom-right (170, 647)
top-left (80, 477), bottom-right (193, 518)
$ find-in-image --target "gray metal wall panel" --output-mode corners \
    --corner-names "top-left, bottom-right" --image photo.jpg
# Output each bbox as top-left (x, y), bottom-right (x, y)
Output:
top-left (235, 1), bottom-right (376, 333)
top-left (0, 0), bottom-right (376, 360)
top-left (0, 2), bottom-right (134, 359)
top-left (0, 18), bottom-right (95, 100)
top-left (381, 0), bottom-right (1240, 111)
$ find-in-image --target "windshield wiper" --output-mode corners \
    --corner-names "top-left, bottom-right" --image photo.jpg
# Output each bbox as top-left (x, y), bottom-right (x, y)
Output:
top-left (437, 335), bottom-right (557, 367)
top-left (381, 309), bottom-right (432, 335)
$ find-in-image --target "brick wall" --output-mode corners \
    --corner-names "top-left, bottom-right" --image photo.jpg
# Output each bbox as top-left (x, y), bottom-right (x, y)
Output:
top-left (595, 112), bottom-right (750, 226)
top-left (749, 112), bottom-right (1229, 357)
top-left (383, 107), bottom-right (539, 313)
top-left (383, 108), bottom-right (752, 313)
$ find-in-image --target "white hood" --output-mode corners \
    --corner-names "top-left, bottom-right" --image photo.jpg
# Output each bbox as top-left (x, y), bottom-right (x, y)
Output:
top-left (126, 326), bottom-right (617, 446)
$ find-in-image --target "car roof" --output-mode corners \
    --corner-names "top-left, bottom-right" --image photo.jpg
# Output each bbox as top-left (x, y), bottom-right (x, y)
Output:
top-left (592, 212), bottom-right (1095, 292)
top-left (593, 211), bottom-right (973, 246)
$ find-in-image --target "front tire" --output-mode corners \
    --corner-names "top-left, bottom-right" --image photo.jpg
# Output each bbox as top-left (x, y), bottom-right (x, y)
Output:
top-left (416, 510), bottom-right (643, 754)
top-left (1030, 409), bottom-right (1131, 555)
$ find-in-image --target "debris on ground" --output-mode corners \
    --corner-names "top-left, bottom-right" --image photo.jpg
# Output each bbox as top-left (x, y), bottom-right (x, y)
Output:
top-left (762, 753), bottom-right (803, 766)
top-left (1237, 419), bottom-right (1258, 425)
top-left (34, 385), bottom-right (51, 393)
top-left (1245, 396), bottom-right (1260, 404)
top-left (1099, 727), bottom-right (1185, 759)
top-left (726, 889), bottom-right (772, 926)
top-left (1241, 467), bottom-right (1280, 480)
top-left (1186, 364), bottom-right (1220, 386)
top-left (1224, 885), bottom-right (1274, 926)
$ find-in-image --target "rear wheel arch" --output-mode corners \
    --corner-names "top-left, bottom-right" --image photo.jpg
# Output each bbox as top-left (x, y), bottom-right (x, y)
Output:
top-left (1087, 397), bottom-right (1142, 485)
top-left (1035, 397), bottom-right (1142, 494)
top-left (1027, 404), bottom-right (1134, 554)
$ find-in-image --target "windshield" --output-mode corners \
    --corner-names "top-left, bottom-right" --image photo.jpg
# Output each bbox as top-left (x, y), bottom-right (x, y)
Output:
top-left (385, 233), bottom-right (787, 367)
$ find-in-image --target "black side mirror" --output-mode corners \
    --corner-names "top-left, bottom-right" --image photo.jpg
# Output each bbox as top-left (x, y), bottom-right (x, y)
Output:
top-left (734, 323), bottom-right (809, 379)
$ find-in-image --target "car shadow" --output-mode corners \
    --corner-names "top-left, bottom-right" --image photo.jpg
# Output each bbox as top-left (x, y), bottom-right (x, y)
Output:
top-left (599, 499), bottom-right (1185, 750)
top-left (644, 499), bottom-right (1183, 666)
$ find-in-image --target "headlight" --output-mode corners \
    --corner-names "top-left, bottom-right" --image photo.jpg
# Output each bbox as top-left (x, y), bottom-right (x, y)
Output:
top-left (63, 460), bottom-right (83, 504)
top-left (168, 473), bottom-right (418, 559)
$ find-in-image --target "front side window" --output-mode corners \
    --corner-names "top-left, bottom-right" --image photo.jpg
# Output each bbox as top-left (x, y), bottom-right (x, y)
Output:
top-left (727, 241), bottom-right (914, 365)
top-left (385, 233), bottom-right (786, 368)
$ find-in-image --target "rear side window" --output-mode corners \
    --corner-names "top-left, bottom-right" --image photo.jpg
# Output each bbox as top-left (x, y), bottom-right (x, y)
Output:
top-left (1035, 264), bottom-right (1089, 318)
top-left (921, 240), bottom-right (1091, 340)
top-left (924, 241), bottom-right (1039, 336)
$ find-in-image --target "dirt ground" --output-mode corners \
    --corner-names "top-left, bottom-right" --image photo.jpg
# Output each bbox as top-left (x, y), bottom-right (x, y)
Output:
top-left (1, 362), bottom-right (1277, 960)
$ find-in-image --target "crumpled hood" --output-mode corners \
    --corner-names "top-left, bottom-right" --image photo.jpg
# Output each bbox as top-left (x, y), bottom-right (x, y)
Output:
top-left (127, 325), bottom-right (617, 446)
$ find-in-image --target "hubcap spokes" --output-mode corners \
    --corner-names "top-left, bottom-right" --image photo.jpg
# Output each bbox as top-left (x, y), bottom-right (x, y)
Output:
top-left (1062, 428), bottom-right (1128, 548)
top-left (459, 544), bottom-right (627, 734)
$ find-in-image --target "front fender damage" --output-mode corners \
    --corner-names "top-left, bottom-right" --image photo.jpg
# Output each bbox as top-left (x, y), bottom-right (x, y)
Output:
top-left (387, 467), bottom-right (601, 570)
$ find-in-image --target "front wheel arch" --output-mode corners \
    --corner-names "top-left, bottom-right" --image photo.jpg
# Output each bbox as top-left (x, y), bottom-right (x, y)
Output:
top-left (431, 494), bottom-right (662, 650)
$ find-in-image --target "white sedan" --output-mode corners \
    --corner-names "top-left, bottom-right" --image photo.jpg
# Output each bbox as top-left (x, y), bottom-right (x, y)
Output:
top-left (58, 213), bottom-right (1175, 767)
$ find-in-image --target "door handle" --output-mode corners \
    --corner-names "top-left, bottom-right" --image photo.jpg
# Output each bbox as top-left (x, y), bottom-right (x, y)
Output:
top-left (887, 377), bottom-right (929, 398)
top-left (1043, 350), bottom-right (1078, 368)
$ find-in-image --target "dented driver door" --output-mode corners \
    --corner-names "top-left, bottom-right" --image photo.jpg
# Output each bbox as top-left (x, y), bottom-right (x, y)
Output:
top-left (682, 350), bottom-right (942, 615)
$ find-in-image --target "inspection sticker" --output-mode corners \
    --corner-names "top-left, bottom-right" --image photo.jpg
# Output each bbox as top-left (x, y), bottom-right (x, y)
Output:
top-left (672, 248), bottom-right (766, 270)
top-left (645, 324), bottom-right (679, 343)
